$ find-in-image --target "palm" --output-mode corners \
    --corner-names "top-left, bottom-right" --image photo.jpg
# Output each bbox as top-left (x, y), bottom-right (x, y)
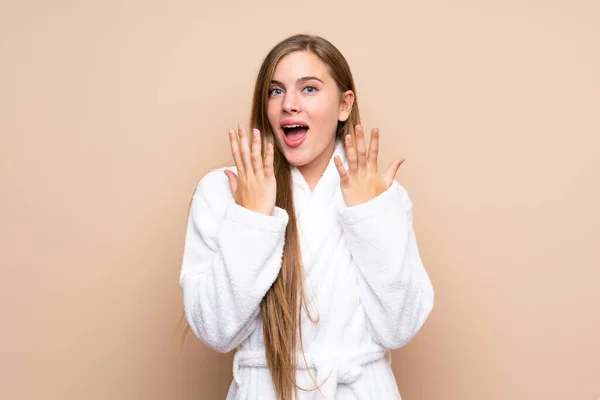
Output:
top-left (334, 125), bottom-right (404, 207)
top-left (224, 124), bottom-right (276, 216)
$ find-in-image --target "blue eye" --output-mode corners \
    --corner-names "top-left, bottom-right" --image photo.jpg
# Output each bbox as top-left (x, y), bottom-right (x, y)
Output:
top-left (269, 88), bottom-right (283, 97)
top-left (303, 86), bottom-right (317, 93)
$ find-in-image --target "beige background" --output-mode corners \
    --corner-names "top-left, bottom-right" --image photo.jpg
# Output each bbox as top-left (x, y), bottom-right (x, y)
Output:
top-left (1, 0), bottom-right (599, 399)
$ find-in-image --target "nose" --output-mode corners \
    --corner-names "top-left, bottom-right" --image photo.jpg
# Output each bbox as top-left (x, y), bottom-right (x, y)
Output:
top-left (282, 92), bottom-right (301, 114)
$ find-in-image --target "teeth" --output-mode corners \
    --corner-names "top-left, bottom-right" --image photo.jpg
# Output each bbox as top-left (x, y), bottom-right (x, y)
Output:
top-left (283, 124), bottom-right (306, 129)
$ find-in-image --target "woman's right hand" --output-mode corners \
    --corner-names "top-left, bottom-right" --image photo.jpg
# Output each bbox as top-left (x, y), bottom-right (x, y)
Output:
top-left (224, 124), bottom-right (277, 216)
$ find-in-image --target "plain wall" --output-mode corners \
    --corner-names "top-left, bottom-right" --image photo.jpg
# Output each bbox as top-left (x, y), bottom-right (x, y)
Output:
top-left (1, 0), bottom-right (599, 399)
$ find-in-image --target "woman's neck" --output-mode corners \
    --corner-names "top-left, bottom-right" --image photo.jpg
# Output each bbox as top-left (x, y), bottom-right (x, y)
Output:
top-left (297, 139), bottom-right (337, 191)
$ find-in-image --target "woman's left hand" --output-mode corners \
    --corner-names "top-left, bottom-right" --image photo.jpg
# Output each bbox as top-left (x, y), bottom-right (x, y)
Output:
top-left (334, 125), bottom-right (405, 207)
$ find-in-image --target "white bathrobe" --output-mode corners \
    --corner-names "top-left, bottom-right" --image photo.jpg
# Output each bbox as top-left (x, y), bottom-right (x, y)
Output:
top-left (179, 140), bottom-right (434, 399)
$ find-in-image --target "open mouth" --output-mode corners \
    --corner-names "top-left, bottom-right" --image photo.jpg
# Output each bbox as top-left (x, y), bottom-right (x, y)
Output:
top-left (282, 124), bottom-right (309, 147)
top-left (282, 124), bottom-right (309, 136)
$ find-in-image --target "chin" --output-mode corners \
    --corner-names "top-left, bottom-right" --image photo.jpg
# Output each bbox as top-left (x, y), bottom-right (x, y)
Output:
top-left (282, 150), bottom-right (313, 167)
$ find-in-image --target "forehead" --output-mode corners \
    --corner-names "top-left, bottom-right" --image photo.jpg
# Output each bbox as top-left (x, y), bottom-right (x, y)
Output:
top-left (272, 51), bottom-right (330, 82)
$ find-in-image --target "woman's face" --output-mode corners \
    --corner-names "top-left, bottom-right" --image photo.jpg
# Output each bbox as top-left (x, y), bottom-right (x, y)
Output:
top-left (267, 51), bottom-right (353, 170)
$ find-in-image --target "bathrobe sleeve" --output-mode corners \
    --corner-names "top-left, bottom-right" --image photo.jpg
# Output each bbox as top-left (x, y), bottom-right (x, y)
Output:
top-left (337, 180), bottom-right (434, 349)
top-left (179, 169), bottom-right (289, 353)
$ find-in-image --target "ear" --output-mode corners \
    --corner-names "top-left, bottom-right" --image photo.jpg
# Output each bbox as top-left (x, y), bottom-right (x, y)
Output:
top-left (338, 90), bottom-right (355, 122)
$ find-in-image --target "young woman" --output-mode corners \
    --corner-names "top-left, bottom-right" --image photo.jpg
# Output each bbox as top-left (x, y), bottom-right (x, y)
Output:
top-left (179, 34), bottom-right (434, 400)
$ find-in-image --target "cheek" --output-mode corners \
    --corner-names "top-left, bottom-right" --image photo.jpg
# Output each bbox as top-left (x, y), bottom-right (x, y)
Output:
top-left (308, 96), bottom-right (341, 126)
top-left (266, 101), bottom-right (279, 125)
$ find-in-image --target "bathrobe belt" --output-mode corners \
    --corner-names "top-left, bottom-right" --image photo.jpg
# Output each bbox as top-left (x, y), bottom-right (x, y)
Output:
top-left (232, 345), bottom-right (389, 399)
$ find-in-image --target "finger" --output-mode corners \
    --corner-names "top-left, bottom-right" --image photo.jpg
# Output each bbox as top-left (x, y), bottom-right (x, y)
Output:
top-left (383, 158), bottom-right (405, 184)
top-left (345, 133), bottom-right (357, 173)
top-left (228, 128), bottom-right (245, 178)
top-left (367, 128), bottom-right (379, 173)
top-left (355, 125), bottom-right (367, 172)
top-left (238, 124), bottom-right (254, 176)
top-left (334, 155), bottom-right (350, 184)
top-left (224, 170), bottom-right (238, 195)
top-left (251, 129), bottom-right (264, 175)
top-left (264, 142), bottom-right (275, 178)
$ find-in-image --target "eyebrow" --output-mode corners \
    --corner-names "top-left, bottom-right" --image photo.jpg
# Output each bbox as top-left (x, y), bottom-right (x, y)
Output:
top-left (270, 76), bottom-right (324, 86)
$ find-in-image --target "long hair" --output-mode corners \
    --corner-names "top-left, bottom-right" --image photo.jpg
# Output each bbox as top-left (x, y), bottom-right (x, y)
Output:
top-left (181, 34), bottom-right (361, 400)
